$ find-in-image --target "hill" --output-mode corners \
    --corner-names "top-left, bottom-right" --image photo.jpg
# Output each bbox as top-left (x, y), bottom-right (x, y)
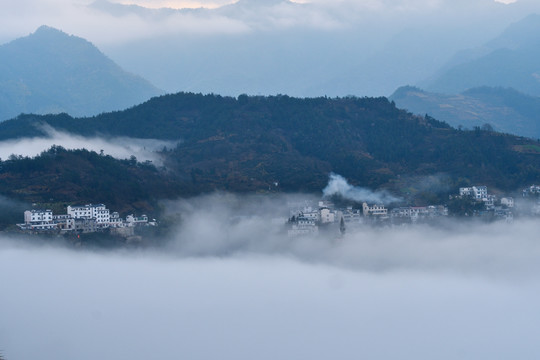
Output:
top-left (0, 146), bottom-right (183, 217)
top-left (0, 26), bottom-right (162, 121)
top-left (390, 86), bottom-right (540, 138)
top-left (1, 93), bottom-right (540, 201)
top-left (424, 14), bottom-right (540, 96)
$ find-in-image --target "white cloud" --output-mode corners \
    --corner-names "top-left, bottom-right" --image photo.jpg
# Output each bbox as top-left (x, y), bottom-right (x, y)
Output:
top-left (161, 193), bottom-right (540, 279)
top-left (2, 207), bottom-right (540, 359)
top-left (322, 173), bottom-right (401, 205)
top-left (119, 0), bottom-right (235, 9)
top-left (0, 126), bottom-right (177, 164)
top-left (1, 0), bottom-right (531, 45)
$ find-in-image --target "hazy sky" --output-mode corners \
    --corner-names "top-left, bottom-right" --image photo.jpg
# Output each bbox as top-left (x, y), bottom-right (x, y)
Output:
top-left (0, 0), bottom-right (531, 45)
top-left (2, 0), bottom-right (537, 97)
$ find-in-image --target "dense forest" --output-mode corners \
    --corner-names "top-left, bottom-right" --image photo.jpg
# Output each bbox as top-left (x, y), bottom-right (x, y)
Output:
top-left (0, 146), bottom-right (183, 219)
top-left (1, 92), bottom-right (540, 210)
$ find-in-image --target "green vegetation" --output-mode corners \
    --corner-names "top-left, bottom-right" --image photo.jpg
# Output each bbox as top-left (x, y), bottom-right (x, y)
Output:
top-left (390, 86), bottom-right (540, 138)
top-left (521, 144), bottom-right (540, 153)
top-left (0, 146), bottom-right (183, 217)
top-left (1, 92), bottom-right (540, 212)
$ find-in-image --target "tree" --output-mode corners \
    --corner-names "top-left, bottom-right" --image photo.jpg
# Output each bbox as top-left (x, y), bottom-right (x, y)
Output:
top-left (340, 216), bottom-right (346, 235)
top-left (481, 123), bottom-right (494, 132)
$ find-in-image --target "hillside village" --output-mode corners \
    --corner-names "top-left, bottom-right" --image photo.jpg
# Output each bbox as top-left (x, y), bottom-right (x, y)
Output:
top-left (18, 203), bottom-right (156, 237)
top-left (285, 185), bottom-right (530, 237)
top-left (16, 184), bottom-right (540, 239)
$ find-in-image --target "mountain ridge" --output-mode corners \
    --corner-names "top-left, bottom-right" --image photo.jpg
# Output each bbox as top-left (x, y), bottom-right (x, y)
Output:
top-left (390, 85), bottom-right (540, 138)
top-left (0, 26), bottom-right (162, 121)
top-left (1, 92), bottom-right (540, 198)
top-left (423, 14), bottom-right (540, 96)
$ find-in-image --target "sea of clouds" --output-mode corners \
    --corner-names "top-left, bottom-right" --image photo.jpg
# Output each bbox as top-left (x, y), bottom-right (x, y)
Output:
top-left (2, 191), bottom-right (540, 360)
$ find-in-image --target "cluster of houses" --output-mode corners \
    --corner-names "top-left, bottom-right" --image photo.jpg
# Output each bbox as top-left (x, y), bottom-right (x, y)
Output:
top-left (457, 186), bottom-right (514, 220)
top-left (523, 185), bottom-right (540, 197)
top-left (287, 199), bottom-right (449, 237)
top-left (287, 200), bottom-right (362, 237)
top-left (16, 185), bottom-right (540, 239)
top-left (521, 185), bottom-right (540, 215)
top-left (286, 185), bottom-right (533, 236)
top-left (18, 204), bottom-right (156, 234)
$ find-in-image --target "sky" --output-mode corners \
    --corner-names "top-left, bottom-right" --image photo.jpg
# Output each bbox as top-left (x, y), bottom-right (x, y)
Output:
top-left (2, 0), bottom-right (537, 98)
top-left (0, 0), bottom-right (531, 46)
top-left (0, 0), bottom-right (538, 98)
top-left (2, 3), bottom-right (540, 358)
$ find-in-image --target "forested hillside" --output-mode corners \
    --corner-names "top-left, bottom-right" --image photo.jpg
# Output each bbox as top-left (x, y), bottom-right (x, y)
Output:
top-left (390, 86), bottom-right (540, 138)
top-left (1, 93), bottom-right (540, 204)
top-left (0, 147), bottom-right (183, 216)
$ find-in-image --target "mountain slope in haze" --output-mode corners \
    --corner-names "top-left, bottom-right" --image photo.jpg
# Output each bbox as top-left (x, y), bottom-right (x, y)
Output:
top-left (0, 26), bottom-right (162, 121)
top-left (1, 93), bottom-right (540, 198)
top-left (424, 14), bottom-right (540, 96)
top-left (390, 86), bottom-right (540, 138)
top-left (95, 0), bottom-right (513, 97)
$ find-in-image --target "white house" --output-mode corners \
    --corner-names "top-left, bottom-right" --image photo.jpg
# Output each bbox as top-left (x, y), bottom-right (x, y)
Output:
top-left (24, 209), bottom-right (53, 224)
top-left (523, 185), bottom-right (540, 197)
top-left (460, 186), bottom-right (488, 200)
top-left (301, 210), bottom-right (320, 222)
top-left (483, 194), bottom-right (497, 209)
top-left (501, 197), bottom-right (514, 208)
top-left (319, 208), bottom-right (335, 224)
top-left (341, 207), bottom-right (362, 223)
top-left (126, 214), bottom-right (149, 227)
top-left (68, 204), bottom-right (110, 227)
top-left (362, 203), bottom-right (387, 217)
top-left (288, 216), bottom-right (318, 237)
top-left (20, 209), bottom-right (56, 231)
top-left (53, 214), bottom-right (75, 231)
top-left (109, 212), bottom-right (124, 228)
top-left (67, 205), bottom-right (92, 219)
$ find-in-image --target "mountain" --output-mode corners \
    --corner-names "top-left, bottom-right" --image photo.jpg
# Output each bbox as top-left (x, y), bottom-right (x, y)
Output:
top-left (0, 26), bottom-right (162, 121)
top-left (390, 86), bottom-right (540, 139)
top-left (95, 0), bottom-right (515, 97)
top-left (1, 93), bottom-right (540, 201)
top-left (424, 14), bottom-right (540, 96)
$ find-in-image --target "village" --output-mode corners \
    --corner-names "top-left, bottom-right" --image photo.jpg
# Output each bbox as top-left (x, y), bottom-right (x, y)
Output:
top-left (17, 203), bottom-right (156, 237)
top-left (15, 184), bottom-right (540, 239)
top-left (284, 185), bottom-right (538, 237)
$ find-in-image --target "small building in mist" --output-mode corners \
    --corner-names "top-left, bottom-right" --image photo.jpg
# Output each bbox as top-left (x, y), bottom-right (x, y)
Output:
top-left (362, 203), bottom-right (387, 217)
top-left (18, 203), bottom-right (155, 234)
top-left (68, 204), bottom-right (110, 228)
top-left (287, 216), bottom-right (319, 237)
top-left (19, 209), bottom-right (56, 231)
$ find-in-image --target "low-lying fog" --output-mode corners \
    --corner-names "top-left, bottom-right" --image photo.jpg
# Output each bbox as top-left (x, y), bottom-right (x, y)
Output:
top-left (0, 127), bottom-right (177, 165)
top-left (2, 192), bottom-right (540, 359)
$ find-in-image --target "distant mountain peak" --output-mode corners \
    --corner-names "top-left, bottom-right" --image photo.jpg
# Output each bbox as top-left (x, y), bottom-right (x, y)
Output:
top-left (227, 0), bottom-right (295, 9)
top-left (0, 26), bottom-right (162, 121)
top-left (32, 25), bottom-right (70, 38)
top-left (27, 25), bottom-right (86, 46)
top-left (234, 0), bottom-right (291, 5)
top-left (35, 25), bottom-right (59, 33)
